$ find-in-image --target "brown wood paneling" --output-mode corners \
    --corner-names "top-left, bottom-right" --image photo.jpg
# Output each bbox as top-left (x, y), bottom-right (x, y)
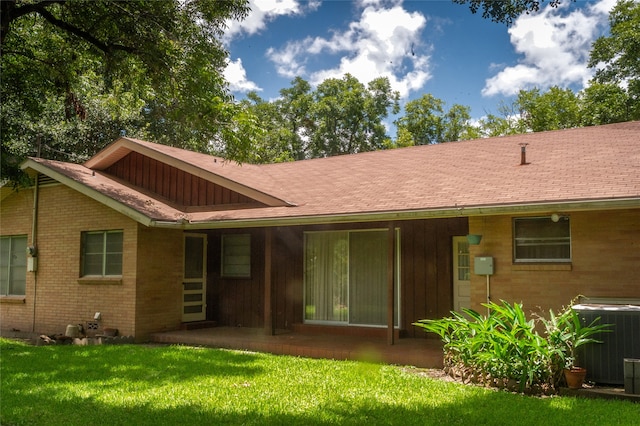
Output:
top-left (273, 227), bottom-right (304, 330)
top-left (206, 218), bottom-right (468, 337)
top-left (148, 158), bottom-right (157, 194)
top-left (103, 152), bottom-right (263, 208)
top-left (142, 155), bottom-right (150, 190)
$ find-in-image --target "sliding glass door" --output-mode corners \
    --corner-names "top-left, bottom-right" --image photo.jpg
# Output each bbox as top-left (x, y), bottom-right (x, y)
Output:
top-left (304, 229), bottom-right (399, 327)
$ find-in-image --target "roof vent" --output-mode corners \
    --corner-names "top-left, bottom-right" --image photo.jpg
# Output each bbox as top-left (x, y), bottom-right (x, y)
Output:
top-left (37, 174), bottom-right (58, 186)
top-left (519, 143), bottom-right (529, 165)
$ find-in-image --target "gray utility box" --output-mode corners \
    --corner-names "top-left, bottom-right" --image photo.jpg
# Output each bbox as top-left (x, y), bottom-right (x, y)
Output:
top-left (573, 303), bottom-right (640, 385)
top-left (474, 256), bottom-right (494, 275)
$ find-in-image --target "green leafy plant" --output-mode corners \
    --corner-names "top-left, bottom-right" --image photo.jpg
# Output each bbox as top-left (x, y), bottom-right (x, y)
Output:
top-left (413, 299), bottom-right (612, 394)
top-left (540, 303), bottom-right (612, 371)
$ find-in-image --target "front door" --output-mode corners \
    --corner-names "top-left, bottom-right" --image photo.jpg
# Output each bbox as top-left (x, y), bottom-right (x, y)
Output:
top-left (183, 234), bottom-right (207, 322)
top-left (452, 236), bottom-right (471, 313)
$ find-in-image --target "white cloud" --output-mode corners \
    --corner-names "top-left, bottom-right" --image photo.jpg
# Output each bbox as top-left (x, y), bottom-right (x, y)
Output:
top-left (224, 58), bottom-right (262, 93)
top-left (224, 0), bottom-right (320, 42)
top-left (266, 1), bottom-right (431, 98)
top-left (223, 0), bottom-right (320, 94)
top-left (482, 0), bottom-right (614, 97)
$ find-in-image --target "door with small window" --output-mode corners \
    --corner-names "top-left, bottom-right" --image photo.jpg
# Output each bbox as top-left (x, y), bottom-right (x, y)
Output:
top-left (183, 234), bottom-right (207, 322)
top-left (452, 236), bottom-right (471, 313)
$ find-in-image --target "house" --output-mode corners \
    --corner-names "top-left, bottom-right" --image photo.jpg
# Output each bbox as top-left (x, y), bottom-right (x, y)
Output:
top-left (1, 121), bottom-right (639, 345)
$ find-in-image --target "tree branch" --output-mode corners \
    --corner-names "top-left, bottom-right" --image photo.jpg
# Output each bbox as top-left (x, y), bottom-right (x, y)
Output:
top-left (2, 1), bottom-right (66, 49)
top-left (35, 4), bottom-right (137, 55)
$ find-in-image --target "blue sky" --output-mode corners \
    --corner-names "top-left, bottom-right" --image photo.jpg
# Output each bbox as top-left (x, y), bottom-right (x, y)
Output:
top-left (223, 0), bottom-right (617, 127)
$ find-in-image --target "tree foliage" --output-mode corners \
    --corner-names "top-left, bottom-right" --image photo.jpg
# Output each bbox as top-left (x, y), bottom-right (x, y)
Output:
top-left (452, 0), bottom-right (570, 24)
top-left (242, 75), bottom-right (399, 162)
top-left (1, 0), bottom-right (250, 181)
top-left (588, 0), bottom-right (640, 121)
top-left (515, 87), bottom-right (581, 132)
top-left (395, 94), bottom-right (479, 145)
top-left (309, 74), bottom-right (400, 157)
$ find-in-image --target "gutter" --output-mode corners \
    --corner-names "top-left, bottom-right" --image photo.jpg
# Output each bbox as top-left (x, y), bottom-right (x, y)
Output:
top-left (150, 197), bottom-right (640, 230)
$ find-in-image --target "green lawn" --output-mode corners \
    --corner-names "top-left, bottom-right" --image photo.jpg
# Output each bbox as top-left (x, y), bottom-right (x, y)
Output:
top-left (1, 338), bottom-right (637, 425)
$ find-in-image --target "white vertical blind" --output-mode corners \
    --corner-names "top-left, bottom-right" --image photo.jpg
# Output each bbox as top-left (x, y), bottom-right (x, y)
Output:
top-left (304, 229), bottom-right (399, 326)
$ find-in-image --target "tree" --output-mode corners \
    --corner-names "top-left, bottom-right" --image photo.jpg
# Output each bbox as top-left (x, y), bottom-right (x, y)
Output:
top-left (452, 0), bottom-right (570, 25)
top-left (579, 83), bottom-right (631, 126)
top-left (395, 94), bottom-right (479, 145)
top-left (1, 0), bottom-right (250, 182)
top-left (238, 93), bottom-right (294, 164)
top-left (308, 74), bottom-right (399, 157)
top-left (442, 104), bottom-right (482, 141)
top-left (588, 0), bottom-right (640, 121)
top-left (277, 77), bottom-right (313, 161)
top-left (395, 94), bottom-right (445, 145)
top-left (515, 87), bottom-right (581, 132)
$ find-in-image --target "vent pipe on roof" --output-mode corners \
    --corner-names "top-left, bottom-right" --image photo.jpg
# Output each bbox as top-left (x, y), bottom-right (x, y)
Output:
top-left (519, 143), bottom-right (529, 165)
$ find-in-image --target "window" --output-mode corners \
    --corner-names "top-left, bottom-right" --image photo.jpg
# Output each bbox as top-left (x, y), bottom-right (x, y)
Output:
top-left (513, 217), bottom-right (571, 262)
top-left (303, 229), bottom-right (400, 327)
top-left (1, 235), bottom-right (27, 296)
top-left (81, 231), bottom-right (123, 276)
top-left (221, 234), bottom-right (251, 278)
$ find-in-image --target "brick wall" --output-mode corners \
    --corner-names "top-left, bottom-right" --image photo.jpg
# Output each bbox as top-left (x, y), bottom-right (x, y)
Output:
top-left (2, 184), bottom-right (139, 336)
top-left (40, 184), bottom-right (138, 335)
top-left (468, 208), bottom-right (640, 316)
top-left (134, 225), bottom-right (183, 339)
top-left (0, 188), bottom-right (36, 331)
top-left (2, 183), bottom-right (188, 341)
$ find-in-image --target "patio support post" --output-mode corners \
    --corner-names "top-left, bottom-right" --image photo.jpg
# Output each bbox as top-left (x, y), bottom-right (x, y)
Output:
top-left (264, 228), bottom-right (274, 335)
top-left (387, 223), bottom-right (395, 345)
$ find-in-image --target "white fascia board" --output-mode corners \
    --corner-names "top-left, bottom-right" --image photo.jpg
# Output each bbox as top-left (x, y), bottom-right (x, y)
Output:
top-left (151, 198), bottom-right (640, 230)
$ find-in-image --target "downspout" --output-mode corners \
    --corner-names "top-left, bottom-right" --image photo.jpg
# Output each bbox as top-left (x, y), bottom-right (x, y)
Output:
top-left (31, 173), bottom-right (39, 333)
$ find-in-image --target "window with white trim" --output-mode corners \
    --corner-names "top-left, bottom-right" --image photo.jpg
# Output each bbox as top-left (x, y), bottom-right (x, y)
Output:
top-left (81, 230), bottom-right (123, 276)
top-left (1, 235), bottom-right (27, 296)
top-left (221, 234), bottom-right (251, 278)
top-left (513, 217), bottom-right (571, 262)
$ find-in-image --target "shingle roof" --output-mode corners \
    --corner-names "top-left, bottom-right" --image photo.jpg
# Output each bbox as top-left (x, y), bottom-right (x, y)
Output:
top-left (23, 121), bottom-right (640, 227)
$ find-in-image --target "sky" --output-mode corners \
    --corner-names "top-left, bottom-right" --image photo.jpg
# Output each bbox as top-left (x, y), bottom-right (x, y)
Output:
top-left (222, 0), bottom-right (618, 130)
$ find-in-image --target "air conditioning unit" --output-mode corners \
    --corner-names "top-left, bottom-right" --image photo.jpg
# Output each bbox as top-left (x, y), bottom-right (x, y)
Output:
top-left (574, 302), bottom-right (640, 385)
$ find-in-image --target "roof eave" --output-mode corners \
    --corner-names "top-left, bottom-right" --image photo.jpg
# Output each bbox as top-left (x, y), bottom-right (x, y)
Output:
top-left (152, 197), bottom-right (640, 230)
top-left (21, 159), bottom-right (157, 227)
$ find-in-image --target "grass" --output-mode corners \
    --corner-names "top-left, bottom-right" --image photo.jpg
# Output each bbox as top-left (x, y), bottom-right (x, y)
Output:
top-left (1, 338), bottom-right (638, 425)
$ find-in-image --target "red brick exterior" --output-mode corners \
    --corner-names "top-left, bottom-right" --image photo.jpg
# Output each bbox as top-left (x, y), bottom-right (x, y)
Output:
top-left (1, 184), bottom-right (184, 340)
top-left (468, 209), bottom-right (640, 315)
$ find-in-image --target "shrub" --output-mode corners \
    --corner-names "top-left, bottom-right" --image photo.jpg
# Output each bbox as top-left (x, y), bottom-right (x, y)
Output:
top-left (413, 300), bottom-right (610, 394)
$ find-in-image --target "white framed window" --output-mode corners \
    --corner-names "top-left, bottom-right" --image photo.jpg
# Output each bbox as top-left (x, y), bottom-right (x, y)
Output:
top-left (513, 217), bottom-right (571, 263)
top-left (0, 235), bottom-right (27, 296)
top-left (303, 229), bottom-right (400, 327)
top-left (81, 230), bottom-right (123, 276)
top-left (221, 234), bottom-right (251, 278)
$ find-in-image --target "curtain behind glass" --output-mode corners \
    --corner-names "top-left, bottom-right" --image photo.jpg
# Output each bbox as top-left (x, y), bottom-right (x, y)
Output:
top-left (304, 232), bottom-right (348, 322)
top-left (349, 231), bottom-right (387, 326)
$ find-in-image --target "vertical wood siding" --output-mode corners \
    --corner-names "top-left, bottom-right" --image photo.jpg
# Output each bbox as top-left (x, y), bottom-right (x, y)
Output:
top-left (207, 218), bottom-right (468, 337)
top-left (105, 152), bottom-right (260, 207)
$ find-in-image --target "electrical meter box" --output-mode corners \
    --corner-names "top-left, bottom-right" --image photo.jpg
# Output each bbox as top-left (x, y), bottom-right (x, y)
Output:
top-left (474, 256), bottom-right (494, 275)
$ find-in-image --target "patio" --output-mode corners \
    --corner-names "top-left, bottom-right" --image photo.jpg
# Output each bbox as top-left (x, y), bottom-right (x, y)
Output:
top-left (150, 327), bottom-right (444, 368)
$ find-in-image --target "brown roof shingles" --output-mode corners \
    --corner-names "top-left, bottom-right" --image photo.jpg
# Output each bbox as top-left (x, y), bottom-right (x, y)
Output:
top-left (27, 121), bottom-right (640, 226)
